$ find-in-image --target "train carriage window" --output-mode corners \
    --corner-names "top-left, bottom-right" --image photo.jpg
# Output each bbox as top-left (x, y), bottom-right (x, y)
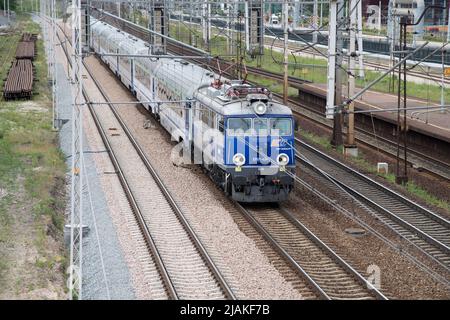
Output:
top-left (270, 118), bottom-right (292, 136)
top-left (254, 118), bottom-right (268, 136)
top-left (227, 118), bottom-right (252, 136)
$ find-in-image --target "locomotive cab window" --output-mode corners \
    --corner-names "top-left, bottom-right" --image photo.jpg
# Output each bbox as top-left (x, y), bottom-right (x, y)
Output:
top-left (270, 118), bottom-right (292, 136)
top-left (227, 118), bottom-right (252, 135)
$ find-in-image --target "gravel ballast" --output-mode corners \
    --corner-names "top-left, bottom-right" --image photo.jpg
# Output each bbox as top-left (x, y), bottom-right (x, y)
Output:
top-left (50, 23), bottom-right (136, 299)
top-left (85, 56), bottom-right (303, 299)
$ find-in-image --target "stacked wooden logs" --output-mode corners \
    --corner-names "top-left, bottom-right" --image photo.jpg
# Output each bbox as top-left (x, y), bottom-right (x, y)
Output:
top-left (3, 33), bottom-right (37, 100)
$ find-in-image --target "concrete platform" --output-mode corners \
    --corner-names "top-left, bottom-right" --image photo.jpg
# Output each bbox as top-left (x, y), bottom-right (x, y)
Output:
top-left (298, 82), bottom-right (450, 143)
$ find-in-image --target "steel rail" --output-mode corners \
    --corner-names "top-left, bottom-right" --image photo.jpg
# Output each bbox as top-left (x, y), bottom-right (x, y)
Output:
top-left (299, 139), bottom-right (450, 227)
top-left (278, 207), bottom-right (388, 300)
top-left (55, 26), bottom-right (180, 299)
top-left (232, 202), bottom-right (330, 300)
top-left (296, 140), bottom-right (450, 261)
top-left (83, 54), bottom-right (236, 301)
top-left (57, 21), bottom-right (236, 298)
top-left (162, 36), bottom-right (450, 181)
top-left (234, 202), bottom-right (387, 300)
top-left (283, 92), bottom-right (450, 179)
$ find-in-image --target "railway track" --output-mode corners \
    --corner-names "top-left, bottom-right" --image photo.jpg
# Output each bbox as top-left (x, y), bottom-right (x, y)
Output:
top-left (283, 93), bottom-right (450, 181)
top-left (83, 15), bottom-right (391, 299)
top-left (234, 203), bottom-right (387, 300)
top-left (267, 39), bottom-right (450, 86)
top-left (161, 20), bottom-right (450, 181)
top-left (296, 140), bottom-right (450, 270)
top-left (59, 13), bottom-right (448, 296)
top-left (147, 25), bottom-right (450, 180)
top-left (55, 22), bottom-right (235, 300)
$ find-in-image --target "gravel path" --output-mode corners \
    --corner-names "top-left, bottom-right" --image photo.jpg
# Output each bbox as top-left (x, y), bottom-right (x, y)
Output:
top-left (53, 57), bottom-right (135, 299)
top-left (85, 56), bottom-right (303, 299)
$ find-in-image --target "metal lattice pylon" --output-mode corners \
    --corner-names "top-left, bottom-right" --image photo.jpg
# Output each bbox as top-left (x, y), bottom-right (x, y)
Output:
top-left (68, 0), bottom-right (85, 300)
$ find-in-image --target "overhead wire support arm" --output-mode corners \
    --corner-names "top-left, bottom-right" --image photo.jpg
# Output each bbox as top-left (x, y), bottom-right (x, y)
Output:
top-left (339, 41), bottom-right (429, 111)
top-left (91, 6), bottom-right (214, 58)
top-left (340, 3), bottom-right (448, 112)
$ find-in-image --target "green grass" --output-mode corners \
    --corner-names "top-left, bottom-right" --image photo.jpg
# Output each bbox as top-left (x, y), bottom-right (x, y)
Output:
top-left (0, 14), bottom-right (67, 292)
top-left (404, 181), bottom-right (450, 211)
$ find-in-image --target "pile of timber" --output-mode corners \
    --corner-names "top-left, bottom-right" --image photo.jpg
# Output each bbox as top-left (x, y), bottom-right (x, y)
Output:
top-left (3, 59), bottom-right (34, 100)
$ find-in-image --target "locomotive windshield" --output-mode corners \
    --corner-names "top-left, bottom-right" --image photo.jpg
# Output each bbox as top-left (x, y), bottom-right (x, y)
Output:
top-left (270, 118), bottom-right (292, 136)
top-left (227, 118), bottom-right (252, 134)
top-left (227, 117), bottom-right (292, 136)
top-left (254, 118), bottom-right (268, 135)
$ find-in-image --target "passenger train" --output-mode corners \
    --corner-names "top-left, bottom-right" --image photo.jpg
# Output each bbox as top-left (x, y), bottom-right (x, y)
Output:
top-left (90, 18), bottom-right (296, 202)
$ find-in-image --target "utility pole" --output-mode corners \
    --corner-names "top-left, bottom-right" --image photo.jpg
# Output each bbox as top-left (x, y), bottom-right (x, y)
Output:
top-left (326, 0), bottom-right (338, 120)
top-left (312, 0), bottom-right (318, 43)
top-left (51, 0), bottom-right (57, 131)
top-left (345, 0), bottom-right (358, 157)
top-left (395, 16), bottom-right (408, 185)
top-left (68, 0), bottom-right (85, 300)
top-left (357, 0), bottom-right (364, 78)
top-left (320, 0), bottom-right (323, 26)
top-left (441, 48), bottom-right (446, 113)
top-left (448, 6), bottom-right (450, 42)
top-left (202, 0), bottom-right (210, 51)
top-left (394, 4), bottom-right (445, 183)
top-left (327, 0), bottom-right (344, 147)
top-left (283, 0), bottom-right (289, 105)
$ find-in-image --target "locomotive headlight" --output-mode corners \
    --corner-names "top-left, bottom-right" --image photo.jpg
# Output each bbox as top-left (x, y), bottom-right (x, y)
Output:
top-left (253, 102), bottom-right (267, 115)
top-left (233, 153), bottom-right (246, 166)
top-left (277, 153), bottom-right (289, 166)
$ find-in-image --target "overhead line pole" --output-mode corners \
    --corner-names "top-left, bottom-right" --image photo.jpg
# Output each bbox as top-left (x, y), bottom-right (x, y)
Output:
top-left (328, 0), bottom-right (344, 147)
top-left (51, 0), bottom-right (57, 131)
top-left (345, 0), bottom-right (358, 157)
top-left (326, 0), bottom-right (338, 120)
top-left (283, 0), bottom-right (288, 105)
top-left (69, 0), bottom-right (85, 300)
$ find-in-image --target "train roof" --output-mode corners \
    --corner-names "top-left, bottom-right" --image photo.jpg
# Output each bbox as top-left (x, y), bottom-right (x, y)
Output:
top-left (195, 82), bottom-right (292, 117)
top-left (91, 17), bottom-right (293, 117)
